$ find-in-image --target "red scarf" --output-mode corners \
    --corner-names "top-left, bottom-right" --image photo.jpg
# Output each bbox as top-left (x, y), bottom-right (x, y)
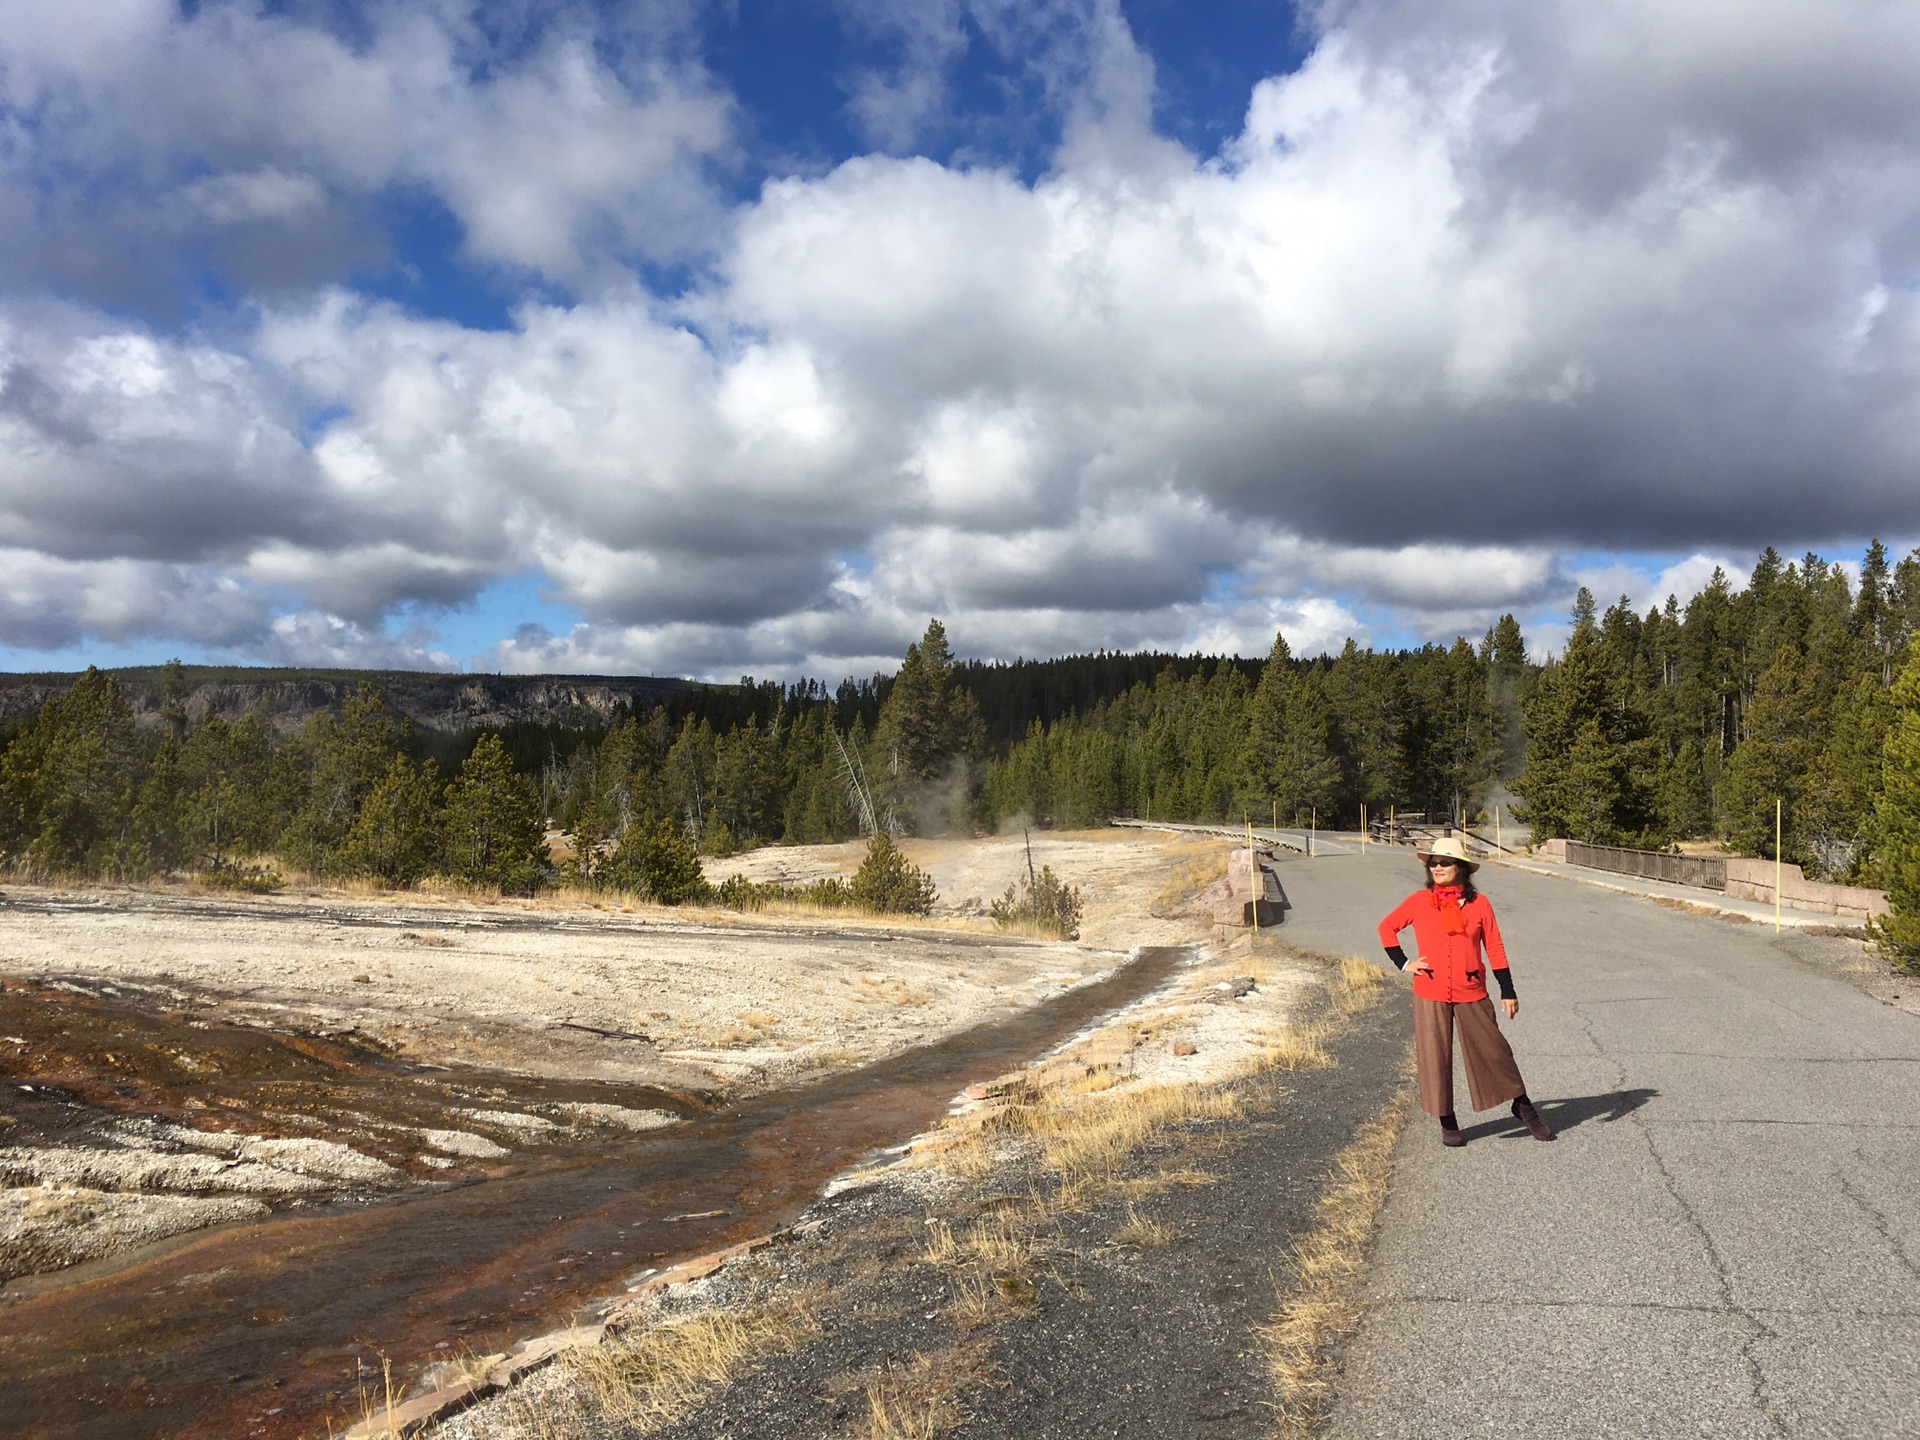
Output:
top-left (1432, 884), bottom-right (1467, 935)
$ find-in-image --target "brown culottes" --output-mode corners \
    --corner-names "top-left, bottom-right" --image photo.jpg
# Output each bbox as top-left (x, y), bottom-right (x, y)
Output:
top-left (1413, 995), bottom-right (1526, 1117)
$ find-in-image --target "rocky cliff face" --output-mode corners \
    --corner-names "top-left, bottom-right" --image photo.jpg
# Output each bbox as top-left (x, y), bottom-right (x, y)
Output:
top-left (0, 667), bottom-right (698, 734)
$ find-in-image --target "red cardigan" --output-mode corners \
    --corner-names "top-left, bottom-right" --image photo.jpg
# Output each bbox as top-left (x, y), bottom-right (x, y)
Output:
top-left (1377, 888), bottom-right (1510, 1003)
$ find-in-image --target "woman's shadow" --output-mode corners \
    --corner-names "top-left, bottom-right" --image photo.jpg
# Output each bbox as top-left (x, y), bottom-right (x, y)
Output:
top-left (1462, 1087), bottom-right (1659, 1141)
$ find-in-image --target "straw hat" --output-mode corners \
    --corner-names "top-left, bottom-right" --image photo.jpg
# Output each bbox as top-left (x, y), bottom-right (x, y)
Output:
top-left (1413, 835), bottom-right (1479, 873)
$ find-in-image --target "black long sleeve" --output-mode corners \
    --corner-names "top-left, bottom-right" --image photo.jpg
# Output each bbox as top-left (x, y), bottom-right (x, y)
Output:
top-left (1494, 967), bottom-right (1517, 1000)
top-left (1384, 944), bottom-right (1409, 971)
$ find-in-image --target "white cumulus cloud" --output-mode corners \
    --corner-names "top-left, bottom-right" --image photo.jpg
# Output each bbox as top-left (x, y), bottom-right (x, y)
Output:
top-left (2, 0), bottom-right (1918, 676)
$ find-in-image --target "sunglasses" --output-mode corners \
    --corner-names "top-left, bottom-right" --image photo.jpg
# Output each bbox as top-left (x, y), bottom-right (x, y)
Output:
top-left (1424, 858), bottom-right (1460, 869)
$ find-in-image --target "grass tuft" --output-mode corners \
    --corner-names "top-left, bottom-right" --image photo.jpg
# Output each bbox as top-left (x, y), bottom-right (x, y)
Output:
top-left (858, 1342), bottom-right (996, 1439)
top-left (465, 1298), bottom-right (819, 1438)
top-left (1111, 1202), bottom-right (1178, 1250)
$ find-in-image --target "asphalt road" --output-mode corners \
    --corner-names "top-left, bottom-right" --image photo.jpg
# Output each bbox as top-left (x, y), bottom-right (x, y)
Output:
top-left (1275, 845), bottom-right (1920, 1440)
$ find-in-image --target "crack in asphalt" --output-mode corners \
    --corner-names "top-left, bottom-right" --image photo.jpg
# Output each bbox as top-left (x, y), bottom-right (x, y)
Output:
top-left (1574, 1002), bottom-right (1788, 1434)
top-left (1659, 1117), bottom-right (1920, 1130)
top-left (1836, 1168), bottom-right (1920, 1284)
top-left (1548, 1050), bottom-right (1920, 1063)
top-left (1634, 1101), bottom-right (1786, 1435)
top-left (1366, 1296), bottom-right (1920, 1318)
top-left (1569, 999), bottom-right (1611, 1060)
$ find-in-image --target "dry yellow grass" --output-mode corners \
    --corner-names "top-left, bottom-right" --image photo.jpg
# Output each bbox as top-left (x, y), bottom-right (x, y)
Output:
top-left (582, 1303), bottom-right (820, 1429)
top-left (1151, 843), bottom-right (1231, 915)
top-left (469, 1299), bottom-right (820, 1439)
top-left (1261, 1089), bottom-right (1412, 1439)
top-left (858, 1342), bottom-right (997, 1439)
top-left (837, 973), bottom-right (928, 1006)
top-left (1247, 953), bottom-right (1388, 1073)
top-left (919, 1214), bottom-right (1038, 1297)
top-left (957, 1216), bottom-right (1030, 1274)
top-left (964, 1072), bottom-right (1244, 1211)
top-left (347, 1354), bottom-right (405, 1440)
top-left (1111, 1202), bottom-right (1178, 1250)
top-left (21, 1188), bottom-right (99, 1225)
top-left (948, 1271), bottom-right (1003, 1331)
top-left (1255, 1022), bottom-right (1334, 1072)
top-left (908, 938), bottom-right (1393, 1212)
top-left (712, 1009), bottom-right (782, 1047)
top-left (920, 1218), bottom-right (961, 1267)
top-left (1336, 954), bottom-right (1387, 999)
top-left (1650, 894), bottom-right (1756, 925)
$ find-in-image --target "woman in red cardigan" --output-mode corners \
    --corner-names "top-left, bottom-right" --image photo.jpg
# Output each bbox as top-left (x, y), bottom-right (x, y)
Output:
top-left (1377, 836), bottom-right (1553, 1147)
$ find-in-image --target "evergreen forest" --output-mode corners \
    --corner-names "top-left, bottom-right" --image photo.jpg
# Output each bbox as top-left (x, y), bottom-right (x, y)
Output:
top-left (8, 544), bottom-right (1920, 957)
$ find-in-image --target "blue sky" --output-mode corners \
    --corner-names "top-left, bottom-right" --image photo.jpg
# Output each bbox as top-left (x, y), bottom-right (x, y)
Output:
top-left (2, 0), bottom-right (1917, 682)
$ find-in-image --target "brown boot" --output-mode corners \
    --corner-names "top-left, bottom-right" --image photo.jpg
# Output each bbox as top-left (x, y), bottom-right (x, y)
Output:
top-left (1440, 1114), bottom-right (1465, 1147)
top-left (1513, 1097), bottom-right (1555, 1141)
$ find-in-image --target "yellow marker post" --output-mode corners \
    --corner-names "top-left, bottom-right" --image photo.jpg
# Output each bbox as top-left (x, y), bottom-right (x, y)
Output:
top-left (1775, 797), bottom-right (1783, 934)
top-left (1390, 804), bottom-right (1397, 848)
top-left (1360, 803), bottom-right (1367, 848)
top-left (1310, 806), bottom-right (1316, 858)
top-left (1496, 806), bottom-right (1502, 853)
top-left (1247, 819), bottom-right (1260, 933)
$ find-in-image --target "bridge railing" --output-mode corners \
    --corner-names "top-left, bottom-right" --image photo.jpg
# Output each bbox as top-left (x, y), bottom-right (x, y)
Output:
top-left (1565, 842), bottom-right (1727, 891)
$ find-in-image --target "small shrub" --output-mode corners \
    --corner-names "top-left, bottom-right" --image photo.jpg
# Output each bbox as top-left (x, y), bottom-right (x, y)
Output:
top-left (701, 818), bottom-right (736, 858)
top-left (849, 832), bottom-right (937, 915)
top-left (716, 873), bottom-right (778, 910)
top-left (191, 861), bottom-right (284, 894)
top-left (606, 820), bottom-right (713, 905)
top-left (990, 863), bottom-right (1082, 939)
top-left (797, 876), bottom-right (855, 908)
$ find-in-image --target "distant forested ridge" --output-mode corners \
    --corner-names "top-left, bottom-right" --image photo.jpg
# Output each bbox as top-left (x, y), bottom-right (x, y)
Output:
top-left (4, 543), bottom-right (1920, 921)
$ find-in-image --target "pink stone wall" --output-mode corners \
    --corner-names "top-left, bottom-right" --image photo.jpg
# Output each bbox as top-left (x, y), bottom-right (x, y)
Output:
top-left (1719, 858), bottom-right (1888, 919)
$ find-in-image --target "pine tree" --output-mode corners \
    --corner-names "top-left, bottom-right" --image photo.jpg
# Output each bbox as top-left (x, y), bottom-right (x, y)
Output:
top-left (1511, 603), bottom-right (1660, 845)
top-left (871, 619), bottom-right (987, 831)
top-left (1800, 675), bottom-right (1890, 880)
top-left (849, 831), bottom-right (937, 914)
top-left (1240, 633), bottom-right (1339, 825)
top-left (779, 707), bottom-right (856, 843)
top-left (280, 685), bottom-right (399, 874)
top-left (1654, 738), bottom-right (1713, 840)
top-left (662, 716), bottom-right (716, 839)
top-left (336, 755), bottom-right (440, 885)
top-left (1560, 719), bottom-right (1631, 845)
top-left (1869, 648), bottom-right (1920, 971)
top-left (1511, 620), bottom-right (1613, 842)
top-left (1570, 586), bottom-right (1598, 632)
top-left (1485, 612), bottom-right (1531, 782)
top-left (182, 715), bottom-right (278, 860)
top-left (712, 720), bottom-right (784, 847)
top-left (441, 734), bottom-right (547, 893)
top-left (128, 733), bottom-right (189, 875)
top-left (0, 668), bottom-right (140, 876)
top-left (1326, 642), bottom-right (1408, 822)
top-left (1720, 645), bottom-right (1818, 858)
top-left (1855, 539), bottom-right (1895, 684)
top-left (604, 818), bottom-right (710, 904)
top-left (1239, 632), bottom-right (1295, 817)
